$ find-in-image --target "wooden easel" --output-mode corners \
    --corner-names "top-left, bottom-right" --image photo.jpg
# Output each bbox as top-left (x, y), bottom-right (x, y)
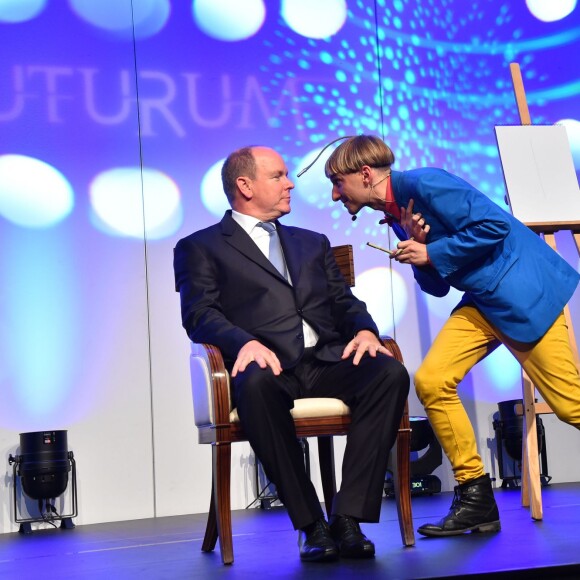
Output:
top-left (509, 63), bottom-right (580, 520)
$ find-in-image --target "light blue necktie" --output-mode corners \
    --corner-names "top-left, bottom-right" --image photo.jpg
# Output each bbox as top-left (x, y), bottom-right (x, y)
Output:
top-left (258, 222), bottom-right (287, 278)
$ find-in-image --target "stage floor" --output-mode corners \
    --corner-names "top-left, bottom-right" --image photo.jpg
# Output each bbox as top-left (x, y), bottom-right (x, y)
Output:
top-left (1, 482), bottom-right (580, 579)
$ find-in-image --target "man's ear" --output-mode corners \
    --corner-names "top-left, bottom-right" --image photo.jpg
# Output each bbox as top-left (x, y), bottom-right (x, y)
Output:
top-left (236, 176), bottom-right (253, 200)
top-left (360, 165), bottom-right (372, 185)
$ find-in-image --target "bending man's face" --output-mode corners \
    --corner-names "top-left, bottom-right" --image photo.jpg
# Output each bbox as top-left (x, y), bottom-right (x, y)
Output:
top-left (330, 171), bottom-right (366, 216)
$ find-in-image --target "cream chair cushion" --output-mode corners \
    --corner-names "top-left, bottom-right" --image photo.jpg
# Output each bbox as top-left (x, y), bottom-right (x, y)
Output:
top-left (190, 343), bottom-right (351, 427)
top-left (229, 398), bottom-right (351, 423)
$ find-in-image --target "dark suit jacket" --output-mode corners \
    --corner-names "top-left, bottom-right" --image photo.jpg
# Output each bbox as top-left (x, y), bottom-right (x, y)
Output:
top-left (174, 211), bottom-right (380, 370)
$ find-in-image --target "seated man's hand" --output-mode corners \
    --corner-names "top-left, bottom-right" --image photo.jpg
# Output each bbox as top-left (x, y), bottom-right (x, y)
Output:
top-left (232, 340), bottom-right (283, 377)
top-left (342, 330), bottom-right (394, 366)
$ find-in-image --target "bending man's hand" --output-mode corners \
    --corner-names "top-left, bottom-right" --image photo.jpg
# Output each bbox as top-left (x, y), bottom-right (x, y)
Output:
top-left (393, 239), bottom-right (430, 266)
top-left (400, 198), bottom-right (430, 243)
top-left (232, 340), bottom-right (282, 377)
top-left (342, 330), bottom-right (394, 365)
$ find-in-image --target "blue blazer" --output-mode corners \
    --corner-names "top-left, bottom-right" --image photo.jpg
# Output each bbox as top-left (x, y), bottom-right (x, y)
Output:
top-left (174, 211), bottom-right (380, 370)
top-left (390, 169), bottom-right (580, 343)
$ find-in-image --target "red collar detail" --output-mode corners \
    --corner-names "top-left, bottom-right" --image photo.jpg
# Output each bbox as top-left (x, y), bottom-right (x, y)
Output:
top-left (384, 176), bottom-right (400, 223)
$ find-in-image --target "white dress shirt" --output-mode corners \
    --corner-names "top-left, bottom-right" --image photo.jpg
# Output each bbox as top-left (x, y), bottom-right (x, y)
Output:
top-left (231, 210), bottom-right (319, 348)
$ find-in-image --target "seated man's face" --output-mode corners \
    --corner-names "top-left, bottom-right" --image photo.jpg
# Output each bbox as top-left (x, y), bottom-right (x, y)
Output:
top-left (247, 147), bottom-right (294, 221)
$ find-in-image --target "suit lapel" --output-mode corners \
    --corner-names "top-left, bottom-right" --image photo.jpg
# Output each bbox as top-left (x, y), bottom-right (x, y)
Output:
top-left (220, 212), bottom-right (290, 281)
top-left (278, 224), bottom-right (303, 284)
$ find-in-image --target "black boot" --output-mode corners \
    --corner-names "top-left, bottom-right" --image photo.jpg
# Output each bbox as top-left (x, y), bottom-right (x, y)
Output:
top-left (418, 474), bottom-right (501, 537)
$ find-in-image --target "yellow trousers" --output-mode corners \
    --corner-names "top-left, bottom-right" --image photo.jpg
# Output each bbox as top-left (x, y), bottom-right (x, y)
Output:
top-left (415, 306), bottom-right (580, 483)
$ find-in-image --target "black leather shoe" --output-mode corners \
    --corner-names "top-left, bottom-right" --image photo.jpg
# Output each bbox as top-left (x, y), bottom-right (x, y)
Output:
top-left (329, 515), bottom-right (375, 558)
top-left (298, 519), bottom-right (339, 562)
top-left (418, 474), bottom-right (501, 537)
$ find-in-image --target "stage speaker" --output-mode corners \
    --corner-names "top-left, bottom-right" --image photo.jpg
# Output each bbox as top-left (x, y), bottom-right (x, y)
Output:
top-left (17, 431), bottom-right (71, 500)
top-left (385, 416), bottom-right (442, 497)
top-left (9, 430), bottom-right (78, 533)
top-left (493, 399), bottom-right (551, 488)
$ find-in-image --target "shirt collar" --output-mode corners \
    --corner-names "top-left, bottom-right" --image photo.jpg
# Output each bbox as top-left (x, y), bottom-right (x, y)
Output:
top-left (231, 210), bottom-right (263, 235)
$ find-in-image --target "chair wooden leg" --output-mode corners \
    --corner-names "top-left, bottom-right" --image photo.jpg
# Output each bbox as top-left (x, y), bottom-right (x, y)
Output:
top-left (201, 477), bottom-right (218, 552)
top-left (394, 403), bottom-right (415, 546)
top-left (521, 370), bottom-right (543, 520)
top-left (317, 436), bottom-right (337, 520)
top-left (212, 442), bottom-right (234, 565)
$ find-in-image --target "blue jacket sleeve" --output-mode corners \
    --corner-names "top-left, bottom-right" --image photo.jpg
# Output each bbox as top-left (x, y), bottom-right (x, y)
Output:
top-left (391, 220), bottom-right (450, 297)
top-left (400, 170), bottom-right (511, 281)
top-left (412, 264), bottom-right (450, 297)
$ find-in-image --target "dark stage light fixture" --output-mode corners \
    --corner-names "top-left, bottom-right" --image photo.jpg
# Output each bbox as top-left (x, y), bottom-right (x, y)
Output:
top-left (493, 399), bottom-right (551, 489)
top-left (8, 430), bottom-right (78, 534)
top-left (385, 416), bottom-right (442, 497)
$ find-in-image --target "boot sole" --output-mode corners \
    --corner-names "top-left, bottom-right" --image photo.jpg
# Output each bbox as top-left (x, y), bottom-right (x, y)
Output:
top-left (418, 520), bottom-right (501, 537)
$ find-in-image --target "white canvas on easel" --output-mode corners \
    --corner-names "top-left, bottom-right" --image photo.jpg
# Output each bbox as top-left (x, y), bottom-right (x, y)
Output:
top-left (494, 124), bottom-right (580, 224)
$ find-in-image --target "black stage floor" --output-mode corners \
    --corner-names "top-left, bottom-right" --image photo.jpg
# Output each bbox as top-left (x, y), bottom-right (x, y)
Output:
top-left (1, 482), bottom-right (580, 579)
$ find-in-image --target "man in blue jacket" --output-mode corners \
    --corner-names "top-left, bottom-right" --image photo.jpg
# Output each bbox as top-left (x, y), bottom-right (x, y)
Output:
top-left (322, 134), bottom-right (580, 537)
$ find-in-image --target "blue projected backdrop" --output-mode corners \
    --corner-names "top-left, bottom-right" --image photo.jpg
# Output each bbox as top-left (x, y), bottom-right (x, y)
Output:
top-left (0, 0), bottom-right (579, 427)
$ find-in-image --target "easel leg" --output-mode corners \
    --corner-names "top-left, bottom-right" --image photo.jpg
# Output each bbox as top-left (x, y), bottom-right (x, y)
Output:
top-left (522, 370), bottom-right (543, 520)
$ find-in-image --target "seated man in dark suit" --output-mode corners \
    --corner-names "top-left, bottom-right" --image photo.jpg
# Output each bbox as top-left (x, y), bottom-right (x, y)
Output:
top-left (173, 145), bottom-right (409, 562)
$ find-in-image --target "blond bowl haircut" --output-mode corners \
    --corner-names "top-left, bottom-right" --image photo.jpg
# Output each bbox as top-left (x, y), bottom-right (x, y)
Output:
top-left (324, 135), bottom-right (395, 179)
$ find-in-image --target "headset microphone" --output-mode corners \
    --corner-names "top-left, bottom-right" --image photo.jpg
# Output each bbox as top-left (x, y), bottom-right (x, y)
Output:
top-left (351, 215), bottom-right (357, 222)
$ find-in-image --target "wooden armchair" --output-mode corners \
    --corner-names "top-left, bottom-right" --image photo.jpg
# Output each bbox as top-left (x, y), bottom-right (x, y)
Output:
top-left (188, 245), bottom-right (414, 564)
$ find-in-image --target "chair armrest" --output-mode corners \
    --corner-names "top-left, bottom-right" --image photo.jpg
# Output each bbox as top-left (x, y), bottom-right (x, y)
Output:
top-left (190, 343), bottom-right (232, 434)
top-left (381, 336), bottom-right (403, 363)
